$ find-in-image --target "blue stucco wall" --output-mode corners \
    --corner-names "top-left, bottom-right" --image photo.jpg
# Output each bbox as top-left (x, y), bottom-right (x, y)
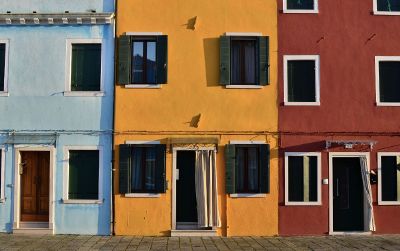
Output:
top-left (0, 0), bottom-right (114, 235)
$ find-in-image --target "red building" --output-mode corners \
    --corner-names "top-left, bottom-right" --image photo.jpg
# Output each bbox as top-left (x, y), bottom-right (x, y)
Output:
top-left (278, 0), bottom-right (400, 235)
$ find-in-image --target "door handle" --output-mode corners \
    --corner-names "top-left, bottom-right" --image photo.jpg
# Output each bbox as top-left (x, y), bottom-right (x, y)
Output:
top-left (336, 178), bottom-right (340, 197)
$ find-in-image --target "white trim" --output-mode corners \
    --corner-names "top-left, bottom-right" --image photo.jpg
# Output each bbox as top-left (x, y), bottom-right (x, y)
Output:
top-left (283, 0), bottom-right (319, 13)
top-left (225, 85), bottom-right (262, 89)
top-left (0, 39), bottom-right (9, 95)
top-left (229, 193), bottom-right (266, 198)
top-left (13, 145), bottom-right (55, 233)
top-left (0, 147), bottom-right (5, 202)
top-left (125, 32), bottom-right (163, 36)
top-left (62, 146), bottom-right (103, 203)
top-left (124, 84), bottom-right (161, 89)
top-left (375, 56), bottom-right (400, 106)
top-left (284, 55), bottom-right (320, 106)
top-left (64, 39), bottom-right (104, 96)
top-left (373, 0), bottom-right (400, 15)
top-left (284, 152), bottom-right (322, 206)
top-left (124, 193), bottom-right (161, 198)
top-left (229, 140), bottom-right (266, 145)
top-left (224, 32), bottom-right (262, 37)
top-left (125, 140), bottom-right (161, 145)
top-left (328, 152), bottom-right (370, 235)
top-left (377, 152), bottom-right (400, 205)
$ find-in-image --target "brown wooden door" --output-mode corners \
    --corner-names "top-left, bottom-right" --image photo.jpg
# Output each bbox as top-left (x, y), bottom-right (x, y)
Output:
top-left (20, 151), bottom-right (50, 222)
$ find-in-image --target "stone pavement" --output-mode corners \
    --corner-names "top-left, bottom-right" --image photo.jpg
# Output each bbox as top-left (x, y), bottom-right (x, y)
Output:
top-left (1, 234), bottom-right (400, 250)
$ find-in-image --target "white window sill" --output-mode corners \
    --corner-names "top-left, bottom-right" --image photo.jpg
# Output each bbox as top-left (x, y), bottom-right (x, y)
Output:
top-left (373, 11), bottom-right (400, 16)
top-left (0, 198), bottom-right (5, 203)
top-left (124, 193), bottom-right (161, 198)
top-left (230, 193), bottom-right (266, 198)
top-left (378, 201), bottom-right (400, 206)
top-left (63, 91), bottom-right (105, 97)
top-left (376, 102), bottom-right (400, 107)
top-left (0, 92), bottom-right (9, 97)
top-left (285, 201), bottom-right (322, 206)
top-left (225, 85), bottom-right (262, 89)
top-left (124, 84), bottom-right (161, 89)
top-left (62, 199), bottom-right (103, 204)
top-left (283, 9), bottom-right (319, 14)
top-left (284, 102), bottom-right (320, 106)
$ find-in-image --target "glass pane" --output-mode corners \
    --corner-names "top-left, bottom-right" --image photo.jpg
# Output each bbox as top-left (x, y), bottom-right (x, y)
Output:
top-left (381, 156), bottom-right (399, 201)
top-left (231, 41), bottom-right (241, 84)
top-left (287, 0), bottom-right (315, 10)
top-left (0, 44), bottom-right (5, 92)
top-left (145, 148), bottom-right (156, 190)
top-left (71, 44), bottom-right (101, 91)
top-left (132, 42), bottom-right (144, 83)
top-left (236, 148), bottom-right (245, 192)
top-left (287, 60), bottom-right (316, 102)
top-left (231, 40), bottom-right (257, 85)
top-left (68, 150), bottom-right (99, 200)
top-left (377, 0), bottom-right (400, 12)
top-left (379, 61), bottom-right (400, 102)
top-left (308, 156), bottom-right (318, 202)
top-left (288, 156), bottom-right (304, 201)
top-left (131, 148), bottom-right (143, 191)
top-left (146, 42), bottom-right (157, 84)
top-left (247, 147), bottom-right (259, 192)
top-left (288, 156), bottom-right (318, 202)
top-left (243, 41), bottom-right (256, 84)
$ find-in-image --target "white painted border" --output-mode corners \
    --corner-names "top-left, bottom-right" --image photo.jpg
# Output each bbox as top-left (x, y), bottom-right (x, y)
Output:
top-left (328, 152), bottom-right (371, 235)
top-left (283, 0), bottom-right (319, 13)
top-left (62, 146), bottom-right (103, 204)
top-left (375, 56), bottom-right (400, 106)
top-left (377, 152), bottom-right (400, 205)
top-left (230, 193), bottom-right (266, 198)
top-left (229, 140), bottom-right (266, 145)
top-left (373, 0), bottom-right (400, 15)
top-left (284, 55), bottom-right (320, 106)
top-left (0, 39), bottom-right (9, 96)
top-left (125, 32), bottom-right (163, 36)
top-left (0, 147), bottom-right (5, 202)
top-left (284, 152), bottom-right (322, 206)
top-left (124, 84), bottom-right (161, 89)
top-left (64, 39), bottom-right (105, 97)
top-left (225, 32), bottom-right (262, 37)
top-left (225, 85), bottom-right (263, 89)
top-left (172, 146), bottom-right (217, 230)
top-left (125, 140), bottom-right (161, 145)
top-left (13, 145), bottom-right (56, 233)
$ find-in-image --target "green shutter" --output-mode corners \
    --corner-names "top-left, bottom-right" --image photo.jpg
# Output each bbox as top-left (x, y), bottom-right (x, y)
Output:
top-left (156, 35), bottom-right (168, 84)
top-left (225, 144), bottom-right (236, 194)
top-left (119, 144), bottom-right (131, 194)
top-left (259, 144), bottom-right (270, 193)
top-left (118, 35), bottom-right (131, 85)
top-left (258, 36), bottom-right (270, 86)
top-left (220, 36), bottom-right (231, 85)
top-left (154, 144), bottom-right (167, 193)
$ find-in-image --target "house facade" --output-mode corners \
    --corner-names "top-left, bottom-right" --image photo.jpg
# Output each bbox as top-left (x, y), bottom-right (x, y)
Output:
top-left (0, 0), bottom-right (114, 234)
top-left (114, 0), bottom-right (278, 236)
top-left (278, 0), bottom-right (400, 235)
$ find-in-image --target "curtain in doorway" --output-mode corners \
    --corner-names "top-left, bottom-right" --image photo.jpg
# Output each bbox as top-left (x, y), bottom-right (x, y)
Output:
top-left (360, 157), bottom-right (376, 232)
top-left (195, 150), bottom-right (221, 228)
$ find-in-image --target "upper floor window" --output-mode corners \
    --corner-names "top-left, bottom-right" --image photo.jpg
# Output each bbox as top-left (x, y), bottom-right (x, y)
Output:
top-left (118, 35), bottom-right (168, 86)
top-left (220, 34), bottom-right (270, 87)
top-left (283, 0), bottom-right (318, 13)
top-left (375, 56), bottom-right (400, 106)
top-left (284, 55), bottom-right (320, 106)
top-left (378, 153), bottom-right (400, 205)
top-left (0, 40), bottom-right (9, 95)
top-left (374, 0), bottom-right (400, 15)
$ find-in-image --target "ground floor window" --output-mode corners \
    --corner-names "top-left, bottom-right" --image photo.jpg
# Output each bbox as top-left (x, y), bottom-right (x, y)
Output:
top-left (378, 153), bottom-right (400, 205)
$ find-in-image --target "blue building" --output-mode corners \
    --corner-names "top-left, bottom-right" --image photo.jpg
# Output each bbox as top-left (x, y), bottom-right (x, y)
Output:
top-left (0, 0), bottom-right (114, 235)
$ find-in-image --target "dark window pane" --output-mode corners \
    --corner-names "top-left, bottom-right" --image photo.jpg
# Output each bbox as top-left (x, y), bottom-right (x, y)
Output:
top-left (132, 42), bottom-right (144, 83)
top-left (131, 147), bottom-right (157, 192)
top-left (68, 150), bottom-right (99, 200)
top-left (377, 0), bottom-right (400, 12)
top-left (288, 156), bottom-right (318, 202)
top-left (287, 60), bottom-right (316, 102)
top-left (71, 44), bottom-right (101, 91)
top-left (0, 44), bottom-right (5, 92)
top-left (146, 42), bottom-right (157, 84)
top-left (236, 147), bottom-right (245, 192)
top-left (381, 156), bottom-right (399, 201)
top-left (287, 0), bottom-right (315, 10)
top-left (247, 147), bottom-right (259, 191)
top-left (379, 62), bottom-right (400, 103)
top-left (236, 146), bottom-right (259, 193)
top-left (231, 39), bottom-right (257, 85)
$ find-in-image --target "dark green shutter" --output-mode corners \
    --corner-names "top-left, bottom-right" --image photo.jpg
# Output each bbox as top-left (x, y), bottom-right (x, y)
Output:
top-left (225, 144), bottom-right (236, 194)
top-left (155, 144), bottom-right (167, 193)
top-left (259, 144), bottom-right (270, 193)
top-left (156, 35), bottom-right (168, 84)
top-left (258, 36), bottom-right (270, 86)
top-left (118, 35), bottom-right (131, 85)
top-left (119, 144), bottom-right (131, 194)
top-left (220, 36), bottom-right (231, 85)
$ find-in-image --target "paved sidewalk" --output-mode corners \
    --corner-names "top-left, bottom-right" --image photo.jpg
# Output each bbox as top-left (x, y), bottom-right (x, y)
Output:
top-left (1, 234), bottom-right (400, 250)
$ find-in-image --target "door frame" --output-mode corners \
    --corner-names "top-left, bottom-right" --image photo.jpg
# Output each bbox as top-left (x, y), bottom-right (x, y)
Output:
top-left (328, 152), bottom-right (371, 235)
top-left (13, 145), bottom-right (55, 232)
top-left (171, 146), bottom-right (216, 230)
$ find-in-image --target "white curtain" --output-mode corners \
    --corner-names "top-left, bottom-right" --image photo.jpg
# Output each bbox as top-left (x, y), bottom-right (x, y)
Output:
top-left (360, 157), bottom-right (376, 232)
top-left (195, 150), bottom-right (221, 228)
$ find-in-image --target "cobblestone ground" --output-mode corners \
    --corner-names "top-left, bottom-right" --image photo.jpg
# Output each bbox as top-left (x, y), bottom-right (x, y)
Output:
top-left (1, 234), bottom-right (400, 250)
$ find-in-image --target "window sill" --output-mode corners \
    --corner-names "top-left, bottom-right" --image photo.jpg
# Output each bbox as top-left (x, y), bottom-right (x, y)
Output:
top-left (378, 201), bottom-right (400, 206)
top-left (124, 193), bottom-right (161, 198)
top-left (376, 102), bottom-right (400, 107)
top-left (285, 202), bottom-right (322, 206)
top-left (0, 198), bottom-right (5, 203)
top-left (229, 193), bottom-right (266, 198)
top-left (63, 91), bottom-right (105, 97)
top-left (124, 84), bottom-right (161, 89)
top-left (0, 92), bottom-right (9, 97)
top-left (62, 199), bottom-right (103, 204)
top-left (284, 102), bottom-right (320, 106)
top-left (225, 85), bottom-right (262, 89)
top-left (373, 11), bottom-right (400, 16)
top-left (283, 9), bottom-right (319, 14)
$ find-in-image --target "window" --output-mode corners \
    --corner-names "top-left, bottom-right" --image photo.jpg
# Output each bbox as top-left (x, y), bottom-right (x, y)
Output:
top-left (0, 40), bottom-right (9, 95)
top-left (225, 143), bottom-right (270, 194)
top-left (284, 55), bottom-right (320, 105)
top-left (375, 57), bottom-right (400, 105)
top-left (118, 35), bottom-right (168, 86)
top-left (374, 0), bottom-right (400, 15)
top-left (285, 153), bottom-right (321, 205)
top-left (220, 35), bottom-right (269, 87)
top-left (119, 144), bottom-right (166, 194)
top-left (283, 0), bottom-right (318, 13)
top-left (378, 153), bottom-right (400, 205)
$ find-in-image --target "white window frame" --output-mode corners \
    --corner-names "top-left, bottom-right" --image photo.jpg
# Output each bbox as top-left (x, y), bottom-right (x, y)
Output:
top-left (375, 56), bottom-right (400, 106)
top-left (285, 152), bottom-right (322, 206)
top-left (0, 40), bottom-right (9, 97)
top-left (283, 0), bottom-right (319, 14)
top-left (378, 152), bottom-right (400, 205)
top-left (373, 0), bottom-right (400, 15)
top-left (62, 146), bottom-right (103, 204)
top-left (64, 39), bottom-right (105, 97)
top-left (284, 55), bottom-right (320, 106)
top-left (0, 147), bottom-right (5, 202)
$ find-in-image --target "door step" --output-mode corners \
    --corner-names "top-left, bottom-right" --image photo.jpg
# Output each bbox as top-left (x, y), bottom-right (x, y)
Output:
top-left (14, 222), bottom-right (52, 234)
top-left (171, 230), bottom-right (217, 237)
top-left (19, 222), bottom-right (49, 229)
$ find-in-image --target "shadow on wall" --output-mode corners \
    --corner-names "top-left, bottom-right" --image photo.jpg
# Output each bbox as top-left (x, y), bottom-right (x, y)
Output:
top-left (203, 38), bottom-right (220, 87)
top-left (280, 141), bottom-right (326, 153)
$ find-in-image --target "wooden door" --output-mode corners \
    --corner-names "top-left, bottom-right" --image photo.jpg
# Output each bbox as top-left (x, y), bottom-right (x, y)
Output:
top-left (20, 151), bottom-right (50, 222)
